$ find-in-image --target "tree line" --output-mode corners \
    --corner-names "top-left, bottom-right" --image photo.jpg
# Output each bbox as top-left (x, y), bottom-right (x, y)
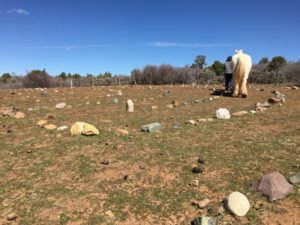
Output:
top-left (1, 55), bottom-right (299, 89)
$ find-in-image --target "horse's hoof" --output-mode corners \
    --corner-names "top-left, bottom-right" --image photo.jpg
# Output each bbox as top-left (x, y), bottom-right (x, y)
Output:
top-left (241, 94), bottom-right (248, 98)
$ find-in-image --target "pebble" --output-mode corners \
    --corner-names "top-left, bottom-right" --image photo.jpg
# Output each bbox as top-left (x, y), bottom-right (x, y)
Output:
top-left (191, 216), bottom-right (217, 225)
top-left (216, 108), bottom-right (230, 119)
top-left (55, 102), bottom-right (66, 109)
top-left (289, 172), bottom-right (300, 185)
top-left (141, 122), bottom-right (161, 133)
top-left (57, 126), bottom-right (68, 131)
top-left (185, 120), bottom-right (197, 125)
top-left (190, 179), bottom-right (199, 187)
top-left (192, 167), bottom-right (203, 173)
top-left (7, 213), bottom-right (18, 221)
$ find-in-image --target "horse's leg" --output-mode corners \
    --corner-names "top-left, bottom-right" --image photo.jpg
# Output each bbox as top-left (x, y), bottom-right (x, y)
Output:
top-left (240, 75), bottom-right (248, 98)
top-left (232, 76), bottom-right (239, 97)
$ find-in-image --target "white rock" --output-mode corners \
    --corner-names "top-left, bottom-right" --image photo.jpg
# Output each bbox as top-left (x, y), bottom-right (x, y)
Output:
top-left (226, 191), bottom-right (250, 216)
top-left (126, 99), bottom-right (134, 112)
top-left (57, 126), bottom-right (68, 131)
top-left (216, 108), bottom-right (230, 119)
top-left (55, 102), bottom-right (66, 109)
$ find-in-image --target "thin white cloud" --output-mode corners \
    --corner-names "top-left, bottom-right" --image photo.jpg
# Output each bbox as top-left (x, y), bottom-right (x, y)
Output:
top-left (6, 9), bottom-right (29, 15)
top-left (38, 44), bottom-right (113, 51)
top-left (148, 41), bottom-right (233, 48)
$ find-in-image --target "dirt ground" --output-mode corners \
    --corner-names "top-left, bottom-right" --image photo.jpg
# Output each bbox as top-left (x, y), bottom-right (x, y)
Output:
top-left (0, 84), bottom-right (299, 225)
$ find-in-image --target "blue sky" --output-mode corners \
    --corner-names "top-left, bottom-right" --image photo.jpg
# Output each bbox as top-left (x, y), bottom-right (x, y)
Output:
top-left (1, 0), bottom-right (300, 76)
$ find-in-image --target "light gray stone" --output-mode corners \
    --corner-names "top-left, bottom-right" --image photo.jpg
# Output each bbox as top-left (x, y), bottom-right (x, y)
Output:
top-left (141, 122), bottom-right (161, 133)
top-left (289, 172), bottom-right (300, 185)
top-left (55, 102), bottom-right (66, 109)
top-left (226, 191), bottom-right (250, 216)
top-left (126, 99), bottom-right (134, 112)
top-left (216, 108), bottom-right (230, 119)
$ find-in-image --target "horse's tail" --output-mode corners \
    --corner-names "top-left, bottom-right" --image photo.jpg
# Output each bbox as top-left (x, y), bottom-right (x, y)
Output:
top-left (234, 57), bottom-right (246, 80)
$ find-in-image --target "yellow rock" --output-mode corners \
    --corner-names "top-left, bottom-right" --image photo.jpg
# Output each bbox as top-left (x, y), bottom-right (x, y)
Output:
top-left (115, 129), bottom-right (129, 135)
top-left (44, 124), bottom-right (57, 130)
top-left (70, 122), bottom-right (99, 136)
top-left (37, 120), bottom-right (48, 127)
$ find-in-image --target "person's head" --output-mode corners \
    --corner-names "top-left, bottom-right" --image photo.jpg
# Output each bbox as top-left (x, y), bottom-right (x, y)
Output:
top-left (226, 56), bottom-right (232, 62)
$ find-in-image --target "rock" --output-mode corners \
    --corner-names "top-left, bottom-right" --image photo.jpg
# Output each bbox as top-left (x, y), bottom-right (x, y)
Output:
top-left (44, 124), bottom-right (57, 130)
top-left (190, 179), bottom-right (199, 187)
top-left (112, 98), bottom-right (119, 104)
top-left (7, 129), bottom-right (13, 134)
top-left (96, 101), bottom-right (101, 105)
top-left (104, 210), bottom-right (115, 219)
top-left (198, 159), bottom-right (205, 164)
top-left (193, 198), bottom-right (210, 209)
top-left (185, 120), bottom-right (197, 125)
top-left (216, 108), bottom-right (230, 119)
top-left (182, 102), bottom-right (188, 106)
top-left (0, 106), bottom-right (14, 115)
top-left (192, 167), bottom-right (203, 173)
top-left (126, 99), bottom-right (134, 112)
top-left (255, 107), bottom-right (267, 112)
top-left (41, 91), bottom-right (48, 97)
top-left (14, 111), bottom-right (25, 119)
top-left (70, 122), bottom-right (99, 136)
top-left (250, 110), bottom-right (256, 114)
top-left (141, 122), bottom-right (161, 133)
top-left (117, 90), bottom-right (123, 96)
top-left (101, 160), bottom-right (110, 165)
top-left (151, 106), bottom-right (158, 110)
top-left (171, 100), bottom-right (180, 107)
top-left (268, 97), bottom-right (281, 104)
top-left (289, 172), bottom-right (300, 184)
top-left (291, 86), bottom-right (299, 90)
top-left (55, 102), bottom-right (66, 109)
top-left (166, 104), bottom-right (173, 108)
top-left (195, 99), bottom-right (204, 103)
top-left (226, 191), bottom-right (250, 216)
top-left (139, 164), bottom-right (145, 169)
top-left (7, 213), bottom-right (18, 221)
top-left (172, 124), bottom-right (181, 129)
top-left (37, 120), bottom-right (48, 127)
top-left (191, 216), bottom-right (217, 225)
top-left (213, 96), bottom-right (220, 100)
top-left (57, 126), bottom-right (68, 131)
top-left (251, 172), bottom-right (293, 201)
top-left (232, 111), bottom-right (248, 116)
top-left (115, 129), bottom-right (129, 135)
top-left (256, 102), bottom-right (271, 108)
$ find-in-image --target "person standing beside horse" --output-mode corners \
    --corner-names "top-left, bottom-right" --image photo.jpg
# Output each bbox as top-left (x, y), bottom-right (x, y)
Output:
top-left (223, 56), bottom-right (233, 91)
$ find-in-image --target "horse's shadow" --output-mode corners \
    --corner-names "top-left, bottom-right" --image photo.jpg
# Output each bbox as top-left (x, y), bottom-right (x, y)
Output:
top-left (210, 89), bottom-right (233, 97)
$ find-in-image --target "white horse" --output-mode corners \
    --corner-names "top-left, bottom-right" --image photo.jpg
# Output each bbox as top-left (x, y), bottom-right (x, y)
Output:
top-left (231, 50), bottom-right (252, 97)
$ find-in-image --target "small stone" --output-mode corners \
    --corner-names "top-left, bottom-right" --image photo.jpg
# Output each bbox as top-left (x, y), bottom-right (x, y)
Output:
top-left (139, 164), bottom-right (145, 169)
top-left (7, 129), bottom-right (13, 134)
top-left (55, 102), bottom-right (66, 109)
top-left (171, 100), bottom-right (180, 107)
top-left (141, 122), bottom-right (161, 133)
top-left (37, 120), bottom-right (48, 127)
top-left (173, 124), bottom-right (180, 129)
top-left (14, 111), bottom-right (25, 119)
top-left (182, 102), bottom-right (188, 105)
top-left (250, 110), bottom-right (256, 114)
top-left (232, 111), bottom-right (248, 116)
top-left (291, 86), bottom-right (299, 90)
top-left (185, 120), bottom-right (197, 125)
top-left (101, 161), bottom-right (110, 165)
top-left (226, 191), bottom-right (250, 216)
top-left (96, 101), bottom-right (101, 105)
top-left (190, 179), bottom-right (199, 187)
top-left (166, 104), bottom-right (173, 108)
top-left (57, 126), bottom-right (68, 131)
top-left (7, 213), bottom-right (17, 221)
top-left (198, 198), bottom-right (210, 209)
top-left (192, 167), bottom-right (203, 173)
top-left (289, 172), bottom-right (300, 185)
top-left (255, 107), bottom-right (267, 112)
top-left (115, 129), bottom-right (129, 135)
top-left (268, 97), bottom-right (281, 104)
top-left (41, 91), bottom-right (48, 97)
top-left (151, 106), bottom-right (158, 110)
top-left (213, 96), bottom-right (220, 100)
top-left (209, 97), bottom-right (213, 101)
top-left (198, 159), bottom-right (205, 164)
top-left (216, 108), bottom-right (230, 119)
top-left (195, 99), bottom-right (204, 103)
top-left (112, 98), bottom-right (119, 104)
top-left (104, 210), bottom-right (115, 219)
top-left (191, 216), bottom-right (217, 225)
top-left (44, 124), bottom-right (57, 130)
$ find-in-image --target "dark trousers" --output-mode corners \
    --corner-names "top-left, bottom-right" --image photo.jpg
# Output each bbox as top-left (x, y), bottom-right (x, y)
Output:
top-left (224, 73), bottom-right (233, 90)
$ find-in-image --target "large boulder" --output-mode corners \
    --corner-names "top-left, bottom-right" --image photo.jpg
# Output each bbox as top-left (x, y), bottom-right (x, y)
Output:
top-left (251, 172), bottom-right (293, 201)
top-left (70, 122), bottom-right (99, 136)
